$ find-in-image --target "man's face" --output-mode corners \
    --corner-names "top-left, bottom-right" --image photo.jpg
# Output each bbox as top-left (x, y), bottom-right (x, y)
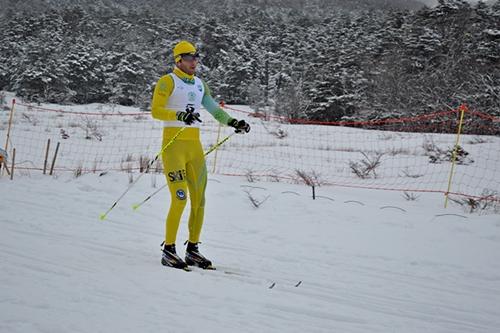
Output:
top-left (177, 53), bottom-right (199, 75)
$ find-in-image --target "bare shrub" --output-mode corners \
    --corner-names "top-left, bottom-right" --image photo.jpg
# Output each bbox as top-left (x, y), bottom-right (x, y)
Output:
top-left (80, 116), bottom-right (103, 141)
top-left (402, 192), bottom-right (420, 201)
top-left (295, 169), bottom-right (322, 186)
top-left (267, 170), bottom-right (281, 182)
top-left (401, 167), bottom-right (423, 178)
top-left (22, 113), bottom-right (38, 126)
top-left (73, 164), bottom-right (83, 178)
top-left (155, 159), bottom-right (163, 174)
top-left (423, 138), bottom-right (473, 165)
top-left (243, 189), bottom-right (270, 209)
top-left (449, 189), bottom-right (500, 214)
top-left (433, 145), bottom-right (473, 165)
top-left (450, 197), bottom-right (480, 214)
top-left (60, 129), bottom-right (70, 139)
top-left (245, 169), bottom-right (259, 183)
top-left (139, 155), bottom-right (151, 173)
top-left (349, 152), bottom-right (383, 179)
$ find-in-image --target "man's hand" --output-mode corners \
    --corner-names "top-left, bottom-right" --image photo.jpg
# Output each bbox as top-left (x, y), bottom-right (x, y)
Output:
top-left (176, 111), bottom-right (201, 125)
top-left (228, 118), bottom-right (251, 133)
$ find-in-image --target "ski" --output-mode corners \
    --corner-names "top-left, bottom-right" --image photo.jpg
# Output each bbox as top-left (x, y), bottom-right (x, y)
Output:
top-left (161, 258), bottom-right (192, 271)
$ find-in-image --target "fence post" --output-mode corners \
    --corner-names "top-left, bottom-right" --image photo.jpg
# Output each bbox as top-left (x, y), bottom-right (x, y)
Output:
top-left (1, 99), bottom-right (15, 177)
top-left (10, 148), bottom-right (15, 180)
top-left (43, 139), bottom-right (51, 174)
top-left (49, 142), bottom-right (60, 176)
top-left (444, 104), bottom-right (467, 208)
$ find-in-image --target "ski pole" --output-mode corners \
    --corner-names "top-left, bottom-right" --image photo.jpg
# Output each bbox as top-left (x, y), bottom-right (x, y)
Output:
top-left (132, 132), bottom-right (236, 211)
top-left (99, 127), bottom-right (186, 220)
top-left (204, 132), bottom-right (234, 156)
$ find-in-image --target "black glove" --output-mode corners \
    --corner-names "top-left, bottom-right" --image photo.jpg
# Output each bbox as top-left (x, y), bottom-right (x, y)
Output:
top-left (228, 118), bottom-right (250, 133)
top-left (176, 110), bottom-right (201, 125)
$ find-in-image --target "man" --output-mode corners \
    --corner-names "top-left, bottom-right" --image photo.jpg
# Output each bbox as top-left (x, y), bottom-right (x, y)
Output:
top-left (151, 40), bottom-right (250, 270)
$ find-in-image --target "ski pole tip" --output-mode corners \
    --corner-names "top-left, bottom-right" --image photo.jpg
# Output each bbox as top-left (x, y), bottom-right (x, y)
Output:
top-left (132, 204), bottom-right (140, 211)
top-left (99, 213), bottom-right (107, 221)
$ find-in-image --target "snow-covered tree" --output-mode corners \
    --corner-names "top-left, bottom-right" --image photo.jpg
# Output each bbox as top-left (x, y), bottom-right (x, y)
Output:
top-left (0, 0), bottom-right (498, 122)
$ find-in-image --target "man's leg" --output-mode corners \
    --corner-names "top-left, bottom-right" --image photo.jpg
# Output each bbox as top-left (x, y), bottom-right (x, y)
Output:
top-left (162, 142), bottom-right (189, 246)
top-left (186, 147), bottom-right (208, 244)
top-left (185, 149), bottom-right (212, 269)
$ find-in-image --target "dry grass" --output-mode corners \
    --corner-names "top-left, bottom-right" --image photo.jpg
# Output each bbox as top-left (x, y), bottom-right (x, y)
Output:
top-left (243, 189), bottom-right (270, 209)
top-left (402, 191), bottom-right (420, 201)
top-left (449, 190), bottom-right (500, 214)
top-left (349, 152), bottom-right (383, 179)
top-left (294, 169), bottom-right (322, 186)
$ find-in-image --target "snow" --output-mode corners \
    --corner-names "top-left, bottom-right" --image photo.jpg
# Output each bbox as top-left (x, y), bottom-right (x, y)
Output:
top-left (5, 98), bottom-right (499, 201)
top-left (1, 95), bottom-right (500, 331)
top-left (484, 29), bottom-right (500, 37)
top-left (1, 147), bottom-right (500, 332)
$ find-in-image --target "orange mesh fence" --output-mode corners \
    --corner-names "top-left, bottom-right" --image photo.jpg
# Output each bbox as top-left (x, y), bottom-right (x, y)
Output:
top-left (2, 100), bottom-right (499, 202)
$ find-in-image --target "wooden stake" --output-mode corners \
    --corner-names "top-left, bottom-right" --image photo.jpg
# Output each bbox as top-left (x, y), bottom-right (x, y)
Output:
top-left (49, 142), bottom-right (60, 176)
top-left (10, 148), bottom-right (15, 180)
top-left (444, 105), bottom-right (467, 208)
top-left (4, 99), bottom-right (15, 152)
top-left (1, 99), bottom-right (15, 177)
top-left (43, 138), bottom-right (51, 175)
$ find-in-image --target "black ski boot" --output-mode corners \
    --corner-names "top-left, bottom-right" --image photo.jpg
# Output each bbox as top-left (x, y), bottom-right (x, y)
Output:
top-left (185, 242), bottom-right (214, 269)
top-left (161, 243), bottom-right (189, 270)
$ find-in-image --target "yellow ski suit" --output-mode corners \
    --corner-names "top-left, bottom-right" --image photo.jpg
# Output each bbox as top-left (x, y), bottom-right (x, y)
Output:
top-left (151, 67), bottom-right (232, 245)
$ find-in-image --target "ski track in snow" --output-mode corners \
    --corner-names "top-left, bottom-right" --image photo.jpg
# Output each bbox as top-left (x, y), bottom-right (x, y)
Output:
top-left (1, 173), bottom-right (500, 333)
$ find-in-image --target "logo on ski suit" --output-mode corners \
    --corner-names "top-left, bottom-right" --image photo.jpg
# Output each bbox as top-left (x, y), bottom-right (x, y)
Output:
top-left (176, 189), bottom-right (186, 200)
top-left (168, 169), bottom-right (186, 183)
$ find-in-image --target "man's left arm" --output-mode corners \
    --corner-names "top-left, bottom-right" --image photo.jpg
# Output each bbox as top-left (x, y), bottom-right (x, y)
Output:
top-left (201, 80), bottom-right (232, 124)
top-left (201, 80), bottom-right (250, 133)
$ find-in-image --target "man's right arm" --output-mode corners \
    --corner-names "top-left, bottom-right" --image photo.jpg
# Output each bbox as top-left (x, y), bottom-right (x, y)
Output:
top-left (151, 75), bottom-right (177, 121)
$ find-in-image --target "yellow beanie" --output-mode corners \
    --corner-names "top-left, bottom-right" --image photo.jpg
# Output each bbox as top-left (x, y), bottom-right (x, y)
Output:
top-left (173, 40), bottom-right (197, 62)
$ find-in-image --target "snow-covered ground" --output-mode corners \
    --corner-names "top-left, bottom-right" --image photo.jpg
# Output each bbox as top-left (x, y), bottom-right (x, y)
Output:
top-left (1, 169), bottom-right (500, 332)
top-left (1, 95), bottom-right (500, 331)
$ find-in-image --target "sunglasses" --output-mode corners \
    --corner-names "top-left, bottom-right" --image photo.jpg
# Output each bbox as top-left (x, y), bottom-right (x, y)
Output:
top-left (180, 53), bottom-right (200, 61)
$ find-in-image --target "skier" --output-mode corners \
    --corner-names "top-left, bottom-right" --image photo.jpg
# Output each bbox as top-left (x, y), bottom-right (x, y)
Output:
top-left (151, 40), bottom-right (250, 270)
